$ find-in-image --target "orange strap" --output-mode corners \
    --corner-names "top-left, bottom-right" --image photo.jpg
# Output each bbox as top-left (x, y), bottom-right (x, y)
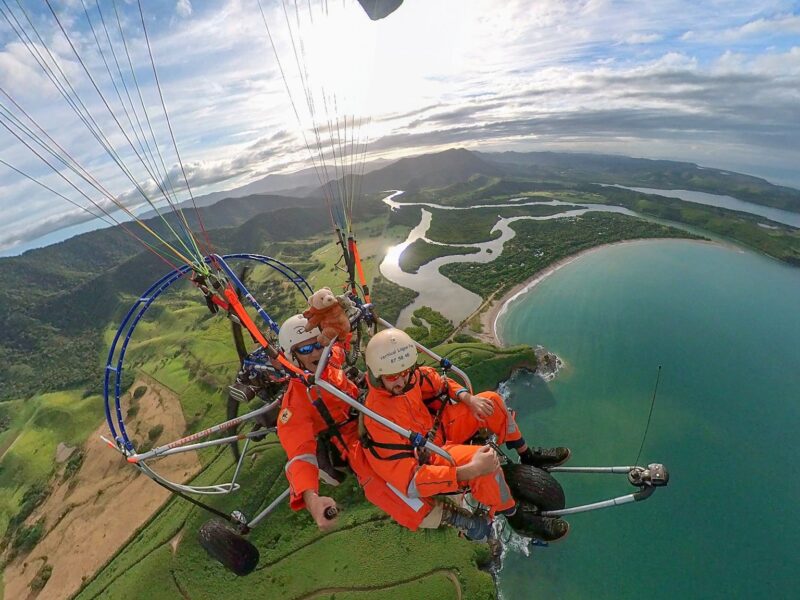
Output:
top-left (210, 294), bottom-right (230, 311)
top-left (350, 239), bottom-right (370, 304)
top-left (222, 284), bottom-right (305, 377)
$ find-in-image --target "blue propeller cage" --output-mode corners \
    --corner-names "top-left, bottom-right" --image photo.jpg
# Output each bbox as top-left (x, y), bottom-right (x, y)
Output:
top-left (103, 253), bottom-right (312, 452)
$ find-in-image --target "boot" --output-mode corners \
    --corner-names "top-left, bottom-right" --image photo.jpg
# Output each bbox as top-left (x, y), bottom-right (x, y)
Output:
top-left (441, 504), bottom-right (492, 542)
top-left (520, 446), bottom-right (571, 468)
top-left (506, 501), bottom-right (569, 542)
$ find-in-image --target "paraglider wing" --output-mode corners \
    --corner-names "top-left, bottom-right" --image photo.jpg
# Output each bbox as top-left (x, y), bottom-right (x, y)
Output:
top-left (357, 0), bottom-right (403, 20)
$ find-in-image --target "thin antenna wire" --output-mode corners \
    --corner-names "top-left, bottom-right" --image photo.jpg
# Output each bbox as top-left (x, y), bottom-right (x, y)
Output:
top-left (634, 365), bottom-right (662, 467)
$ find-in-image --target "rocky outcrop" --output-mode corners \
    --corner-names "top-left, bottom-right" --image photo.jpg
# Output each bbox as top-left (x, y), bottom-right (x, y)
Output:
top-left (533, 346), bottom-right (563, 381)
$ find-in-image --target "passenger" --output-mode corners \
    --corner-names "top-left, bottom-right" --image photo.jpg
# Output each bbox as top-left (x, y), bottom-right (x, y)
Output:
top-left (361, 328), bottom-right (570, 541)
top-left (415, 354), bottom-right (570, 469)
top-left (276, 314), bottom-right (436, 532)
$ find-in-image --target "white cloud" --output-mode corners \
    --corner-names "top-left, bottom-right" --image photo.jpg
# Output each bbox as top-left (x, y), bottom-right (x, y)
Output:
top-left (622, 32), bottom-right (664, 44)
top-left (681, 12), bottom-right (800, 43)
top-left (176, 0), bottom-right (193, 19)
top-left (738, 13), bottom-right (800, 36)
top-left (2, 0), bottom-right (800, 253)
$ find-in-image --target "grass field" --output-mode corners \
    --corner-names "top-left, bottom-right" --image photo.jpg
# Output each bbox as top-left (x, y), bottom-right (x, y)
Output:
top-left (69, 335), bottom-right (535, 600)
top-left (73, 433), bottom-right (496, 600)
top-left (0, 390), bottom-right (102, 542)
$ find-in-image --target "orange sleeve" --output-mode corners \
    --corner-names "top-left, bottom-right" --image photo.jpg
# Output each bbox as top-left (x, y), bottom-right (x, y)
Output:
top-left (329, 344), bottom-right (347, 369)
top-left (418, 367), bottom-right (463, 401)
top-left (424, 366), bottom-right (467, 401)
top-left (444, 376), bottom-right (466, 400)
top-left (277, 385), bottom-right (319, 511)
top-left (417, 366), bottom-right (445, 400)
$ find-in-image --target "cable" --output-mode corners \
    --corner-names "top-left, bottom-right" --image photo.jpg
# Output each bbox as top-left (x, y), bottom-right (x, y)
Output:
top-left (634, 365), bottom-right (662, 467)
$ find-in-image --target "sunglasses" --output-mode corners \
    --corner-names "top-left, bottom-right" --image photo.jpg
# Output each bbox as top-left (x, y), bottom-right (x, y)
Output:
top-left (382, 367), bottom-right (413, 381)
top-left (294, 341), bottom-right (323, 355)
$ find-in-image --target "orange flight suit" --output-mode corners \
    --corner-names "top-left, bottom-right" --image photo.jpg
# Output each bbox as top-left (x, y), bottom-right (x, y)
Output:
top-left (362, 369), bottom-right (516, 516)
top-left (416, 366), bottom-right (524, 447)
top-left (277, 348), bottom-right (434, 530)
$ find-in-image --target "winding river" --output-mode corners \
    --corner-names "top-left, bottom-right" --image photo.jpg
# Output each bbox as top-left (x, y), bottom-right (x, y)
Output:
top-left (378, 191), bottom-right (634, 326)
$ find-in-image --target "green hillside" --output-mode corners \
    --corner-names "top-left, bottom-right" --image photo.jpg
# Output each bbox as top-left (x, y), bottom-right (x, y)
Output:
top-left (72, 342), bottom-right (534, 600)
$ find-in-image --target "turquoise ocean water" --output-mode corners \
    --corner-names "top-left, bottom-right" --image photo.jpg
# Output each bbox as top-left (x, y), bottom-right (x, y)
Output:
top-left (496, 240), bottom-right (800, 599)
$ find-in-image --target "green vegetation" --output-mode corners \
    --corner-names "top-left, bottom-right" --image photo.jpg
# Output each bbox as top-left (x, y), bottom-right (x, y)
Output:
top-left (371, 276), bottom-right (419, 325)
top-left (0, 194), bottom-right (384, 402)
top-left (579, 185), bottom-right (800, 265)
top-left (0, 390), bottom-right (101, 543)
top-left (442, 213), bottom-right (701, 299)
top-left (387, 203), bottom-right (423, 228)
top-left (2, 484), bottom-right (48, 553)
top-left (398, 239), bottom-right (479, 274)
top-left (74, 441), bottom-right (495, 600)
top-left (398, 175), bottom-right (567, 208)
top-left (147, 424), bottom-right (164, 441)
top-left (453, 333), bottom-right (479, 343)
top-left (30, 562), bottom-right (53, 591)
top-left (405, 307), bottom-right (455, 347)
top-left (5, 148), bottom-right (800, 598)
top-left (426, 204), bottom-right (580, 244)
top-left (10, 519), bottom-right (44, 554)
top-left (424, 342), bottom-right (537, 392)
top-left (62, 450), bottom-right (84, 481)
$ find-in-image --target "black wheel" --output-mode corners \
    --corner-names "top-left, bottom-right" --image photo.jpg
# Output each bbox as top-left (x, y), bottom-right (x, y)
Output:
top-left (198, 519), bottom-right (260, 576)
top-left (506, 501), bottom-right (570, 541)
top-left (502, 463), bottom-right (565, 511)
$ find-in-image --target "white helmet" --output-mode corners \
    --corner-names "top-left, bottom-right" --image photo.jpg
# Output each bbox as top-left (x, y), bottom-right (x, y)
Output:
top-left (278, 314), bottom-right (321, 365)
top-left (365, 328), bottom-right (418, 376)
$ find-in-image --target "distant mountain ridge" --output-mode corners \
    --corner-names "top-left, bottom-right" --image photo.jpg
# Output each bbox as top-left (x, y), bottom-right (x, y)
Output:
top-left (359, 148), bottom-right (505, 193)
top-left (139, 158), bottom-right (396, 219)
top-left (475, 150), bottom-right (800, 212)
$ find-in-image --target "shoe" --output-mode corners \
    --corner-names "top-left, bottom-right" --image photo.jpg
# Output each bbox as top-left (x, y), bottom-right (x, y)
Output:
top-left (498, 505), bottom-right (517, 518)
top-left (441, 504), bottom-right (492, 542)
top-left (520, 446), bottom-right (571, 468)
top-left (506, 501), bottom-right (569, 542)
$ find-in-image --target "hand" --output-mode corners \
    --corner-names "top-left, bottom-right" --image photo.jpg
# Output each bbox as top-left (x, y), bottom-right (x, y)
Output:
top-left (464, 394), bottom-right (494, 420)
top-left (469, 445), bottom-right (500, 477)
top-left (303, 491), bottom-right (339, 531)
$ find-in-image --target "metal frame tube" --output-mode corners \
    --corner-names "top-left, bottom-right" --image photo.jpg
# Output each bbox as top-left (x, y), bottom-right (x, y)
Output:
top-left (315, 378), bottom-right (455, 464)
top-left (131, 428), bottom-right (274, 460)
top-left (539, 465), bottom-right (662, 516)
top-left (313, 337), bottom-right (455, 464)
top-left (541, 485), bottom-right (656, 517)
top-left (128, 403), bottom-right (276, 462)
top-left (247, 487), bottom-right (292, 528)
top-left (137, 460), bottom-right (240, 495)
top-left (548, 466), bottom-right (636, 474)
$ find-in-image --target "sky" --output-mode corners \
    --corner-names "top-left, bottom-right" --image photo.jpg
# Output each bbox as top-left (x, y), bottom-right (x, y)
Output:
top-left (0, 0), bottom-right (798, 255)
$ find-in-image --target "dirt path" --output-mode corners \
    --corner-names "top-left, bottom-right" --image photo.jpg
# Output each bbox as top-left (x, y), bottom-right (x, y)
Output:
top-left (294, 567), bottom-right (463, 600)
top-left (2, 376), bottom-right (202, 600)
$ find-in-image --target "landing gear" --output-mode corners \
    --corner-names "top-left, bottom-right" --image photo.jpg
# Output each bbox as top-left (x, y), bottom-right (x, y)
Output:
top-left (502, 463), bottom-right (566, 511)
top-left (198, 519), bottom-right (260, 576)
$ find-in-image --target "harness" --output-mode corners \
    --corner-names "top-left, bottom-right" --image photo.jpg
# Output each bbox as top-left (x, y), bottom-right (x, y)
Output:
top-left (307, 385), bottom-right (358, 459)
top-left (360, 418), bottom-right (431, 462)
top-left (360, 368), bottom-right (453, 465)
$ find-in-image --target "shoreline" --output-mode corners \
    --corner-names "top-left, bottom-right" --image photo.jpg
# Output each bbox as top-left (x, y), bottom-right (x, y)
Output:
top-left (478, 238), bottom-right (718, 346)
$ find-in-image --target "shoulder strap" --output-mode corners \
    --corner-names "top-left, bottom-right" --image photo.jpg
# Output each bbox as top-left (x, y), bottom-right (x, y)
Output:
top-left (308, 387), bottom-right (349, 454)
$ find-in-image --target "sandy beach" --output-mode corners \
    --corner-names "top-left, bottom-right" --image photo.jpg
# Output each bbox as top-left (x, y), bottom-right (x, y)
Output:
top-left (476, 239), bottom-right (700, 346)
